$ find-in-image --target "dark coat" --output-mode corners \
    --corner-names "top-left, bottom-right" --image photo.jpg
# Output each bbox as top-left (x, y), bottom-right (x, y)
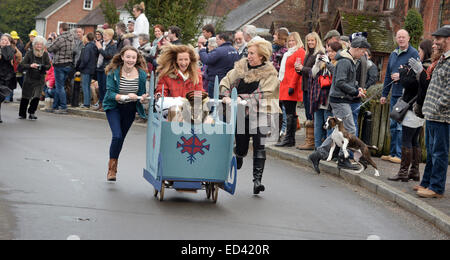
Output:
top-left (329, 50), bottom-right (360, 104)
top-left (298, 49), bottom-right (323, 92)
top-left (96, 41), bottom-right (117, 71)
top-left (77, 41), bottom-right (98, 75)
top-left (0, 46), bottom-right (16, 88)
top-left (382, 45), bottom-right (420, 98)
top-left (199, 42), bottom-right (240, 82)
top-left (19, 51), bottom-right (51, 99)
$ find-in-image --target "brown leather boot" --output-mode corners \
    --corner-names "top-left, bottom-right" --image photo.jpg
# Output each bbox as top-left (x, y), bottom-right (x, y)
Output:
top-left (296, 120), bottom-right (315, 150)
top-left (107, 159), bottom-right (118, 181)
top-left (408, 147), bottom-right (421, 181)
top-left (388, 147), bottom-right (411, 182)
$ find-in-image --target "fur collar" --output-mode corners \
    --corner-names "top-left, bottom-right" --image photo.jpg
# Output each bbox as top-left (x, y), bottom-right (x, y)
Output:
top-left (233, 58), bottom-right (278, 83)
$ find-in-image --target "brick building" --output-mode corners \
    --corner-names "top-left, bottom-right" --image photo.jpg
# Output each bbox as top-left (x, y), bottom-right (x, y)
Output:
top-left (35, 0), bottom-right (100, 38)
top-left (217, 0), bottom-right (448, 82)
top-left (77, 0), bottom-right (130, 34)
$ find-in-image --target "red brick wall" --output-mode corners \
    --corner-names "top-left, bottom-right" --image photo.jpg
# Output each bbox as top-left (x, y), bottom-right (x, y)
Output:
top-left (45, 0), bottom-right (100, 37)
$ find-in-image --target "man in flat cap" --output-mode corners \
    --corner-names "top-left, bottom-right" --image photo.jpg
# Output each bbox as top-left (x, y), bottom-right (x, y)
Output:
top-left (416, 25), bottom-right (450, 198)
top-left (308, 37), bottom-right (371, 173)
top-left (324, 29), bottom-right (341, 45)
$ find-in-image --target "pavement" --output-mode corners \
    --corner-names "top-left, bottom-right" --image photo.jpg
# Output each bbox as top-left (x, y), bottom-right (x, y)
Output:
top-left (4, 97), bottom-right (450, 236)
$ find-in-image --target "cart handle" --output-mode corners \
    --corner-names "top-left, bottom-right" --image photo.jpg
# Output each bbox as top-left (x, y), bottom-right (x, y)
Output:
top-left (123, 96), bottom-right (248, 106)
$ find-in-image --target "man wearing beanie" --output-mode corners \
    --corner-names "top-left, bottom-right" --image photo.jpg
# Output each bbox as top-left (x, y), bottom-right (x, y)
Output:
top-left (308, 37), bottom-right (371, 173)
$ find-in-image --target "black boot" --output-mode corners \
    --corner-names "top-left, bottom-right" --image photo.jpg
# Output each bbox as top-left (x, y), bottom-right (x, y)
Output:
top-left (234, 147), bottom-right (247, 170)
top-left (337, 152), bottom-right (361, 171)
top-left (19, 98), bottom-right (29, 119)
top-left (308, 150), bottom-right (325, 174)
top-left (388, 147), bottom-right (411, 182)
top-left (275, 115), bottom-right (296, 147)
top-left (253, 149), bottom-right (266, 195)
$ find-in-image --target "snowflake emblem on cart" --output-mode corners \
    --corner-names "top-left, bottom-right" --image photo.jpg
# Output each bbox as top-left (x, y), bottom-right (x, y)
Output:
top-left (176, 130), bottom-right (210, 164)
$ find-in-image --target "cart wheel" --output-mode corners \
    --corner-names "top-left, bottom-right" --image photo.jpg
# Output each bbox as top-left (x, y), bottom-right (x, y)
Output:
top-left (157, 184), bottom-right (165, 201)
top-left (211, 184), bottom-right (219, 203)
top-left (206, 183), bottom-right (212, 199)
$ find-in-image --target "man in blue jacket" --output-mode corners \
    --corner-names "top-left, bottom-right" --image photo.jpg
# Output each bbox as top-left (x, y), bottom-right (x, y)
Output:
top-left (199, 32), bottom-right (240, 97)
top-left (380, 29), bottom-right (419, 164)
top-left (76, 32), bottom-right (98, 109)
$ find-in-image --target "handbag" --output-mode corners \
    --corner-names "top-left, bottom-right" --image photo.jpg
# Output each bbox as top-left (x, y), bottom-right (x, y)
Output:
top-left (0, 85), bottom-right (12, 99)
top-left (318, 74), bottom-right (332, 88)
top-left (389, 96), bottom-right (418, 123)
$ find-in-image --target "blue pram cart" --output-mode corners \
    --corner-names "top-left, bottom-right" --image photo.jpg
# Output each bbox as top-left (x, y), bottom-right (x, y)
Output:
top-left (143, 77), bottom-right (239, 202)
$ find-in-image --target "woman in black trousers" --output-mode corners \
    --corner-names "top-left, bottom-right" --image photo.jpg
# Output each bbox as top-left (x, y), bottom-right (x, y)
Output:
top-left (221, 39), bottom-right (280, 195)
top-left (0, 34), bottom-right (16, 123)
top-left (19, 36), bottom-right (51, 120)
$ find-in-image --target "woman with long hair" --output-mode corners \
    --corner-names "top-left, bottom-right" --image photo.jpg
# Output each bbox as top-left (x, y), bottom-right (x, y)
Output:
top-left (103, 46), bottom-right (149, 181)
top-left (275, 32), bottom-right (305, 147)
top-left (0, 34), bottom-right (16, 123)
top-left (155, 44), bottom-right (203, 98)
top-left (18, 36), bottom-right (51, 120)
top-left (220, 39), bottom-right (280, 194)
top-left (296, 32), bottom-right (325, 150)
top-left (388, 39), bottom-right (435, 184)
top-left (309, 41), bottom-right (342, 148)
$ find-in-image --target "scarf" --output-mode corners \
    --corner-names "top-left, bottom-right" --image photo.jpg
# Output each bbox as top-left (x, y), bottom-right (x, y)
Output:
top-left (278, 46), bottom-right (298, 82)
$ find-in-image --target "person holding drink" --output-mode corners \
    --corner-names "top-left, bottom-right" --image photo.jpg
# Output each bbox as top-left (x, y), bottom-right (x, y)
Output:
top-left (276, 32), bottom-right (305, 147)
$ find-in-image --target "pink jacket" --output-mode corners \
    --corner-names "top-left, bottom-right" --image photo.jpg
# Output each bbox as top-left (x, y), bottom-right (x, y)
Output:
top-left (45, 66), bottom-right (55, 89)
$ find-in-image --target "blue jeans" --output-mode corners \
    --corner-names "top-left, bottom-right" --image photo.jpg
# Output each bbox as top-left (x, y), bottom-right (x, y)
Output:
top-left (350, 102), bottom-right (361, 137)
top-left (81, 73), bottom-right (92, 107)
top-left (44, 86), bottom-right (54, 98)
top-left (303, 91), bottom-right (313, 121)
top-left (53, 66), bottom-right (72, 110)
top-left (106, 103), bottom-right (137, 159)
top-left (207, 80), bottom-right (215, 98)
top-left (314, 109), bottom-right (333, 148)
top-left (420, 120), bottom-right (449, 195)
top-left (389, 96), bottom-right (402, 158)
top-left (97, 70), bottom-right (107, 103)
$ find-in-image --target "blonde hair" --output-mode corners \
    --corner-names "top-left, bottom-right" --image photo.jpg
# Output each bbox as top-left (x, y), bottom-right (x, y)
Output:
top-left (103, 28), bottom-right (115, 39)
top-left (157, 45), bottom-right (200, 85)
top-left (305, 32), bottom-right (325, 56)
top-left (247, 39), bottom-right (272, 63)
top-left (105, 46), bottom-right (147, 75)
top-left (288, 32), bottom-right (304, 49)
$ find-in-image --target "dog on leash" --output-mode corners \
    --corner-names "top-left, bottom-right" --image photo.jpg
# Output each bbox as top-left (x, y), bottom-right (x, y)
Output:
top-left (324, 116), bottom-right (380, 177)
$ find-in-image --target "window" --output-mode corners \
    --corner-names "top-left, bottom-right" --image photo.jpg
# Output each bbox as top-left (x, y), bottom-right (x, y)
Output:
top-left (384, 0), bottom-right (396, 10)
top-left (56, 22), bottom-right (77, 34)
top-left (322, 0), bottom-right (329, 13)
top-left (357, 0), bottom-right (364, 10)
top-left (388, 0), bottom-right (396, 9)
top-left (412, 0), bottom-right (421, 9)
top-left (83, 0), bottom-right (93, 10)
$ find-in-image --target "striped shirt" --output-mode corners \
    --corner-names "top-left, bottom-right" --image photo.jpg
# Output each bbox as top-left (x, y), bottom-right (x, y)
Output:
top-left (119, 76), bottom-right (139, 95)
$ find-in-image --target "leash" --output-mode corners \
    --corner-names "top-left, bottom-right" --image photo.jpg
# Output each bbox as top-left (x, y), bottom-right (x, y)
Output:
top-left (341, 80), bottom-right (395, 120)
